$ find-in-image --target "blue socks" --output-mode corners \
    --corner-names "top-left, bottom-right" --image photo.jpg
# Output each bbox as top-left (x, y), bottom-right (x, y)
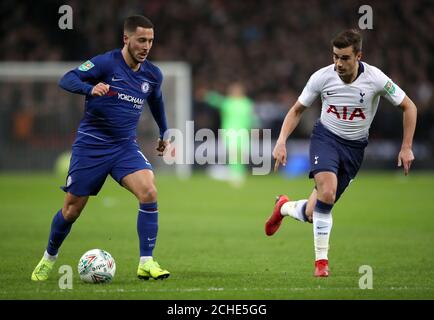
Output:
top-left (45, 202), bottom-right (159, 258)
top-left (314, 199), bottom-right (334, 214)
top-left (137, 202), bottom-right (159, 256)
top-left (46, 209), bottom-right (73, 256)
top-left (301, 201), bottom-right (309, 222)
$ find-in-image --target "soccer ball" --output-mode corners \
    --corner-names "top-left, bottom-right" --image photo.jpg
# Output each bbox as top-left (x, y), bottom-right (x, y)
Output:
top-left (78, 249), bottom-right (116, 283)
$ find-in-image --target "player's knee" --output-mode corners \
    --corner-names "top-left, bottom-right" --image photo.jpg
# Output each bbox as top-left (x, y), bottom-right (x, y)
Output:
top-left (137, 185), bottom-right (158, 203)
top-left (320, 189), bottom-right (336, 204)
top-left (62, 204), bottom-right (84, 222)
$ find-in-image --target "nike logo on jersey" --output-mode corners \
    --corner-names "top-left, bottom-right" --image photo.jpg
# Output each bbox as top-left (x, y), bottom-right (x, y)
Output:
top-left (326, 91), bottom-right (337, 95)
top-left (111, 76), bottom-right (123, 82)
top-left (147, 237), bottom-right (157, 241)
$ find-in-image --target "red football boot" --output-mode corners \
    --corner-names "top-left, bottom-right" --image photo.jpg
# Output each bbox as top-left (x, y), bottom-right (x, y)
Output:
top-left (265, 195), bottom-right (289, 236)
top-left (314, 259), bottom-right (329, 277)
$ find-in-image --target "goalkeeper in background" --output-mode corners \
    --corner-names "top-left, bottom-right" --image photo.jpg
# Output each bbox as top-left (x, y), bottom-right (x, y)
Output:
top-left (204, 82), bottom-right (257, 186)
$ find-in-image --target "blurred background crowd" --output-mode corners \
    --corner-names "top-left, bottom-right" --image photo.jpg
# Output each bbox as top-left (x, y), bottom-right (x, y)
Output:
top-left (0, 0), bottom-right (433, 171)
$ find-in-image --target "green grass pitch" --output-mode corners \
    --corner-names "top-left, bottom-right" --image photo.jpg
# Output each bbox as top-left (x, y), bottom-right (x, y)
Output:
top-left (0, 171), bottom-right (433, 299)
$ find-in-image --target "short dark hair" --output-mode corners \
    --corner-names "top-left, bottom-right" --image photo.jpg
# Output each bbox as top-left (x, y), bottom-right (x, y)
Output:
top-left (332, 29), bottom-right (362, 53)
top-left (124, 15), bottom-right (154, 33)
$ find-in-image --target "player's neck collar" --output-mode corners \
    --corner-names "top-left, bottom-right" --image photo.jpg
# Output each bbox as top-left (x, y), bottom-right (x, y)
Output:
top-left (335, 61), bottom-right (364, 84)
top-left (120, 47), bottom-right (142, 72)
top-left (354, 61), bottom-right (364, 81)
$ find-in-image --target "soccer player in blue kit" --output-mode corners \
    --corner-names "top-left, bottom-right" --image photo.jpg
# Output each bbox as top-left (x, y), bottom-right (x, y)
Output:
top-left (31, 15), bottom-right (170, 281)
top-left (265, 29), bottom-right (417, 277)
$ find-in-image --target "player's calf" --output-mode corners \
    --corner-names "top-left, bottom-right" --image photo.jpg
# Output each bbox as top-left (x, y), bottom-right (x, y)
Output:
top-left (281, 199), bottom-right (310, 222)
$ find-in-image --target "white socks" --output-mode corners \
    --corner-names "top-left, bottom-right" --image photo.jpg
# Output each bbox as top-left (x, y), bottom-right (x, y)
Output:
top-left (313, 202), bottom-right (333, 261)
top-left (281, 198), bottom-right (334, 261)
top-left (281, 199), bottom-right (308, 222)
top-left (140, 256), bottom-right (153, 264)
top-left (44, 250), bottom-right (58, 262)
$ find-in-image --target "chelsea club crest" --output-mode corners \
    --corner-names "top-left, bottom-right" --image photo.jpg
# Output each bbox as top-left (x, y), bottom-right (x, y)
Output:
top-left (141, 81), bottom-right (150, 93)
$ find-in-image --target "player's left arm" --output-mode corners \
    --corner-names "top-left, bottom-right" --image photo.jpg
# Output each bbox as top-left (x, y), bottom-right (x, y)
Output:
top-left (374, 67), bottom-right (417, 176)
top-left (397, 95), bottom-right (417, 175)
top-left (147, 72), bottom-right (169, 156)
top-left (148, 94), bottom-right (169, 156)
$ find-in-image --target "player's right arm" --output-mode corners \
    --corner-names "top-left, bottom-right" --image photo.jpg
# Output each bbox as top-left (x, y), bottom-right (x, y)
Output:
top-left (89, 83), bottom-right (110, 96)
top-left (273, 69), bottom-right (323, 172)
top-left (273, 101), bottom-right (307, 172)
top-left (58, 55), bottom-right (110, 96)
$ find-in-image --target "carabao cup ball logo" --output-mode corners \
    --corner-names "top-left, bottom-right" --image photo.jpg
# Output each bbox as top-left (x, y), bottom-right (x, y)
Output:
top-left (78, 249), bottom-right (116, 283)
top-left (141, 81), bottom-right (150, 93)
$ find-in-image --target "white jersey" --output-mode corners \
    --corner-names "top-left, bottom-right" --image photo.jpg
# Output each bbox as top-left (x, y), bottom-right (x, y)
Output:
top-left (298, 62), bottom-right (406, 140)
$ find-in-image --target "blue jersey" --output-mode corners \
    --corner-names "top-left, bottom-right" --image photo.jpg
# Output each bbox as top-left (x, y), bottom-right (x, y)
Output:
top-left (59, 49), bottom-right (168, 154)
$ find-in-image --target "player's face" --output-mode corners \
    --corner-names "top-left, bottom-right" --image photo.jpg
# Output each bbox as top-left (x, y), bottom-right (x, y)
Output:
top-left (125, 27), bottom-right (154, 64)
top-left (332, 46), bottom-right (361, 79)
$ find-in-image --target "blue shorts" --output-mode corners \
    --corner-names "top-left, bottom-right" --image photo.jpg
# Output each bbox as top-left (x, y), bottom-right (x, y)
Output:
top-left (61, 142), bottom-right (153, 196)
top-left (309, 120), bottom-right (368, 202)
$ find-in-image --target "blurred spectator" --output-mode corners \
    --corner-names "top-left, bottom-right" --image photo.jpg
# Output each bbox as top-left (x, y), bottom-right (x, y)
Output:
top-left (0, 0), bottom-right (432, 144)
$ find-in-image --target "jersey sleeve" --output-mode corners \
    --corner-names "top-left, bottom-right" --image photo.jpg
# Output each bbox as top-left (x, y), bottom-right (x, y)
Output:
top-left (147, 68), bottom-right (168, 139)
top-left (298, 69), bottom-right (324, 107)
top-left (372, 67), bottom-right (406, 106)
top-left (58, 54), bottom-right (112, 95)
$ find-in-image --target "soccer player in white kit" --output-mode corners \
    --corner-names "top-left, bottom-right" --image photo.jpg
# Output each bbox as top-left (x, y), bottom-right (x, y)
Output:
top-left (265, 29), bottom-right (417, 277)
